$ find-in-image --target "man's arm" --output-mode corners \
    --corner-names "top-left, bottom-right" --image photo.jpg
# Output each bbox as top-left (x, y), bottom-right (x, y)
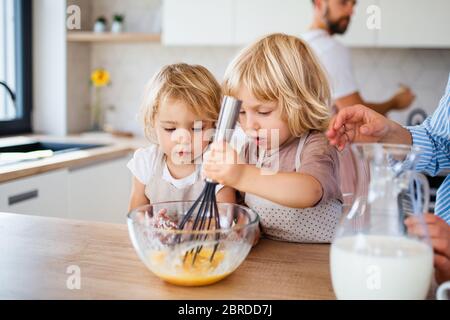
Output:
top-left (407, 88), bottom-right (450, 175)
top-left (335, 86), bottom-right (416, 115)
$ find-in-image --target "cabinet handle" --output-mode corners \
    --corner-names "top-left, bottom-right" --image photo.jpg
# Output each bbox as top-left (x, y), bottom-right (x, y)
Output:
top-left (8, 190), bottom-right (39, 206)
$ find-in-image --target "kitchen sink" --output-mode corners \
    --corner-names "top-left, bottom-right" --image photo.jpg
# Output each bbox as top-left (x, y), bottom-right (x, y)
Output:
top-left (0, 141), bottom-right (108, 166)
top-left (0, 141), bottom-right (107, 154)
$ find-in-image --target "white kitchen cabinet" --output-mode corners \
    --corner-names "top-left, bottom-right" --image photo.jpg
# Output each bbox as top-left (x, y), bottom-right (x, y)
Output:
top-left (0, 169), bottom-right (69, 218)
top-left (162, 0), bottom-right (234, 45)
top-left (377, 0), bottom-right (450, 48)
top-left (67, 155), bottom-right (132, 224)
top-left (336, 0), bottom-right (378, 47)
top-left (235, 0), bottom-right (312, 45)
top-left (162, 0), bottom-right (450, 48)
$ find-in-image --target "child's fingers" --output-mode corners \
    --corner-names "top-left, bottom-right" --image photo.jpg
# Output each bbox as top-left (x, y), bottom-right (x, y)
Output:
top-left (203, 163), bottom-right (220, 173)
top-left (203, 149), bottom-right (212, 161)
top-left (204, 149), bottom-right (223, 164)
top-left (210, 141), bottom-right (228, 152)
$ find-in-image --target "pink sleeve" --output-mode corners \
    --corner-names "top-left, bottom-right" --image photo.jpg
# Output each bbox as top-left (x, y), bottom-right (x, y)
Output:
top-left (297, 131), bottom-right (342, 205)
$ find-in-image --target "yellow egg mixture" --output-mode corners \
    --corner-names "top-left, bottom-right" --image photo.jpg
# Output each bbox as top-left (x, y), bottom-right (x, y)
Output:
top-left (149, 248), bottom-right (231, 286)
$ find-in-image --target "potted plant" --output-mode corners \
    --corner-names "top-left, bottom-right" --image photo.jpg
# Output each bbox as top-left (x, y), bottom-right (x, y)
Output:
top-left (90, 68), bottom-right (111, 131)
top-left (93, 16), bottom-right (107, 33)
top-left (111, 14), bottom-right (125, 33)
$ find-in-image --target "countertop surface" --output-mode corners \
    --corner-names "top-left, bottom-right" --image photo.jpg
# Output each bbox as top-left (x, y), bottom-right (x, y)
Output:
top-left (0, 133), bottom-right (148, 183)
top-left (0, 212), bottom-right (335, 300)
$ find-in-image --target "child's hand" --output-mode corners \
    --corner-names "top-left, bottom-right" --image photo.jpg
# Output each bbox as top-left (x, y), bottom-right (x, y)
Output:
top-left (203, 141), bottom-right (243, 187)
top-left (405, 214), bottom-right (450, 285)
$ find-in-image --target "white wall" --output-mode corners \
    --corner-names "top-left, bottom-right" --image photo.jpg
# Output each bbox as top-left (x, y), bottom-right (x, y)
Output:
top-left (33, 0), bottom-right (67, 135)
top-left (90, 43), bottom-right (240, 136)
top-left (85, 0), bottom-right (450, 134)
top-left (63, 0), bottom-right (450, 135)
top-left (90, 44), bottom-right (450, 134)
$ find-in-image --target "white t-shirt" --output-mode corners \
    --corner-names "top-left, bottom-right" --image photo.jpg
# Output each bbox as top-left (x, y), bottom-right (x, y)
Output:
top-left (127, 144), bottom-right (197, 188)
top-left (302, 29), bottom-right (358, 100)
top-left (127, 127), bottom-right (247, 192)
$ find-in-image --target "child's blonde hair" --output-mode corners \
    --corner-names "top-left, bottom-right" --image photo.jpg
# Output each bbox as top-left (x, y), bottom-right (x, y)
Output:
top-left (223, 33), bottom-right (331, 136)
top-left (140, 63), bottom-right (221, 141)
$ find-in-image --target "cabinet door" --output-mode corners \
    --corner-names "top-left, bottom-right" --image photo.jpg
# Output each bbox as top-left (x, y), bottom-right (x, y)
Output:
top-left (0, 169), bottom-right (68, 218)
top-left (67, 156), bottom-right (132, 224)
top-left (162, 0), bottom-right (234, 45)
top-left (336, 0), bottom-right (378, 47)
top-left (378, 0), bottom-right (450, 47)
top-left (235, 0), bottom-right (313, 45)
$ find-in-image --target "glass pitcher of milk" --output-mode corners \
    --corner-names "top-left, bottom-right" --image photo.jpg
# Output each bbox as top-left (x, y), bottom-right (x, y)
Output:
top-left (331, 144), bottom-right (433, 300)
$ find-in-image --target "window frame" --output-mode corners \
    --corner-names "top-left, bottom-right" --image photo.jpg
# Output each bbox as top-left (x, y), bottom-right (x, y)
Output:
top-left (0, 0), bottom-right (32, 136)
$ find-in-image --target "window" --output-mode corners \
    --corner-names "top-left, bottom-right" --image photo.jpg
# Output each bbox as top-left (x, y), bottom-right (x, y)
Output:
top-left (0, 0), bottom-right (32, 135)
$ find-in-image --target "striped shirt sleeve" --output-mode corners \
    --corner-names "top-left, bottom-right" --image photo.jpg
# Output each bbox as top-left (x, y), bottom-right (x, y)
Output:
top-left (406, 74), bottom-right (450, 223)
top-left (407, 75), bottom-right (450, 176)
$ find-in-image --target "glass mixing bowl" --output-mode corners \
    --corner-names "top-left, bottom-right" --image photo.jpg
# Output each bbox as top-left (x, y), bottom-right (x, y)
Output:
top-left (127, 201), bottom-right (259, 286)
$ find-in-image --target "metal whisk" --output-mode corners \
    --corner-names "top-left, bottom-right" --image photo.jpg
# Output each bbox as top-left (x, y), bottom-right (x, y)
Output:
top-left (177, 96), bottom-right (242, 265)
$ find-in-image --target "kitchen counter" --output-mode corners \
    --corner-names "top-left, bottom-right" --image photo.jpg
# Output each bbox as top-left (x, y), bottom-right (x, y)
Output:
top-left (0, 133), bottom-right (148, 183)
top-left (0, 212), bottom-right (335, 299)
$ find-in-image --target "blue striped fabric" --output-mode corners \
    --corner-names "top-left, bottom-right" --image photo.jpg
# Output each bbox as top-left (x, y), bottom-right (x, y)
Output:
top-left (407, 74), bottom-right (450, 224)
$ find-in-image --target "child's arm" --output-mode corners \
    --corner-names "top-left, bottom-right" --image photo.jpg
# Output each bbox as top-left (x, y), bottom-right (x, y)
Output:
top-left (128, 176), bottom-right (150, 212)
top-left (203, 142), bottom-right (323, 208)
top-left (236, 166), bottom-right (321, 208)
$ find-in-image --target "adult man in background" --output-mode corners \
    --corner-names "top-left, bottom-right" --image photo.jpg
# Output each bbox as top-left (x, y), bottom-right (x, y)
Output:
top-left (302, 0), bottom-right (417, 196)
top-left (303, 0), bottom-right (415, 113)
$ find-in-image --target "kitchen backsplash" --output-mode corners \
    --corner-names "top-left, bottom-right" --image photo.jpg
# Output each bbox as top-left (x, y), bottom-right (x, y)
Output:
top-left (68, 0), bottom-right (450, 136)
top-left (351, 48), bottom-right (450, 126)
top-left (89, 45), bottom-right (450, 136)
top-left (89, 44), bottom-right (240, 136)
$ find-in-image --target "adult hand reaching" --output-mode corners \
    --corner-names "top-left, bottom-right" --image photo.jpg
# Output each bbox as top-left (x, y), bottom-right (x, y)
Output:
top-left (326, 104), bottom-right (413, 151)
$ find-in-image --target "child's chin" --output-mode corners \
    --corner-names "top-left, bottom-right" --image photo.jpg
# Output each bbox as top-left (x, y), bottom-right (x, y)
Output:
top-left (172, 156), bottom-right (193, 165)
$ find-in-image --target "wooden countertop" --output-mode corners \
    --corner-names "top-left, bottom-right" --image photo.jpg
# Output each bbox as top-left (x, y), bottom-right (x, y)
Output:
top-left (0, 133), bottom-right (148, 183)
top-left (0, 212), bottom-right (335, 300)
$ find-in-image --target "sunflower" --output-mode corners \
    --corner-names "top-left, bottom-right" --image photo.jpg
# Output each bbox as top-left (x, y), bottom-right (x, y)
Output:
top-left (91, 69), bottom-right (110, 87)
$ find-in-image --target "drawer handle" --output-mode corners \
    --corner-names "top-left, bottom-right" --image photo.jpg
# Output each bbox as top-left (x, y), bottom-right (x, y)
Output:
top-left (8, 190), bottom-right (39, 206)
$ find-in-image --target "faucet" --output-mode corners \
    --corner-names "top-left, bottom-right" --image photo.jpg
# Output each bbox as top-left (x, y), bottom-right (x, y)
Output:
top-left (0, 81), bottom-right (16, 104)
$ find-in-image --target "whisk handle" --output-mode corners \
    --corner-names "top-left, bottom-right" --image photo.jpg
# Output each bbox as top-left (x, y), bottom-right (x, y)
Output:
top-left (206, 96), bottom-right (242, 184)
top-left (213, 96), bottom-right (242, 143)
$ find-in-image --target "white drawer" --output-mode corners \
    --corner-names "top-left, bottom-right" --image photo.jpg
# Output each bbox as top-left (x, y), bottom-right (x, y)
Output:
top-left (0, 169), bottom-right (69, 218)
top-left (68, 155), bottom-right (132, 224)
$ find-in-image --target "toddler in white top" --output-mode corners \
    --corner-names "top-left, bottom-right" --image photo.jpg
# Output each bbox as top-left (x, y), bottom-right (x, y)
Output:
top-left (127, 63), bottom-right (235, 211)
